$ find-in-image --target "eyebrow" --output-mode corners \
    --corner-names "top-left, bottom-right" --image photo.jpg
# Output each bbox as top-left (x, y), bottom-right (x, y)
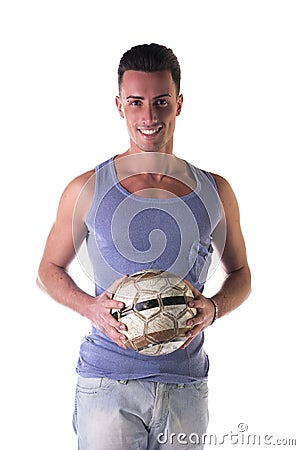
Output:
top-left (126, 94), bottom-right (172, 101)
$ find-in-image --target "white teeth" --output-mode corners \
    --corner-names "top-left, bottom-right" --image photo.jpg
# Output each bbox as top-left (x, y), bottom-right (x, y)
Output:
top-left (139, 127), bottom-right (161, 135)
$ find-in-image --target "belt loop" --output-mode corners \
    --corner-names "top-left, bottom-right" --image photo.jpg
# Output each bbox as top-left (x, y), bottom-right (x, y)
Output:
top-left (119, 379), bottom-right (128, 385)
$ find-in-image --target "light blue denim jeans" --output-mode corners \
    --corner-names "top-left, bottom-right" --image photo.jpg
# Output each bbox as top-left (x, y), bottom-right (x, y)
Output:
top-left (73, 376), bottom-right (209, 450)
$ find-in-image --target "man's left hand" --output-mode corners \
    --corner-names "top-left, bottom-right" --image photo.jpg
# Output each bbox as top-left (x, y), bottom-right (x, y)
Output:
top-left (181, 281), bottom-right (215, 349)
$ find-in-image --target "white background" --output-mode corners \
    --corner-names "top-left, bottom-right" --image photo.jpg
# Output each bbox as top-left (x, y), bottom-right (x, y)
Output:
top-left (1, 1), bottom-right (299, 448)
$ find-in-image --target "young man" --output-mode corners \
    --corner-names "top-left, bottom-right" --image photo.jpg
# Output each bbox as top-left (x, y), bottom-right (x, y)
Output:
top-left (37, 43), bottom-right (251, 449)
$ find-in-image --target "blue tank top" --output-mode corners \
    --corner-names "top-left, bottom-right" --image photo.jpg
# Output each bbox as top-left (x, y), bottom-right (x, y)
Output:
top-left (76, 157), bottom-right (222, 383)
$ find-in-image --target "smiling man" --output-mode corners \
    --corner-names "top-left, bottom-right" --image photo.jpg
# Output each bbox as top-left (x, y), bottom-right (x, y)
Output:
top-left (116, 70), bottom-right (182, 154)
top-left (37, 43), bottom-right (251, 449)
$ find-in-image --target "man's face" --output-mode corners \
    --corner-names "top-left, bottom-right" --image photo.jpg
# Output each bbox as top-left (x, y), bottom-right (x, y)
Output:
top-left (116, 70), bottom-right (183, 154)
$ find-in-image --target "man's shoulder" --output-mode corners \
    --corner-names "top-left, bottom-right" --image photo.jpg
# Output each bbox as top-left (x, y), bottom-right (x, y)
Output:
top-left (209, 173), bottom-right (230, 189)
top-left (69, 168), bottom-right (96, 191)
top-left (60, 169), bottom-right (96, 206)
top-left (77, 168), bottom-right (96, 183)
top-left (208, 172), bottom-right (237, 206)
top-left (65, 156), bottom-right (114, 197)
top-left (209, 172), bottom-right (227, 186)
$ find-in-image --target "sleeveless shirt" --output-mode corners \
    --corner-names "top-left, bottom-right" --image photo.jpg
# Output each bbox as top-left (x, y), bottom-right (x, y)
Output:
top-left (76, 157), bottom-right (222, 383)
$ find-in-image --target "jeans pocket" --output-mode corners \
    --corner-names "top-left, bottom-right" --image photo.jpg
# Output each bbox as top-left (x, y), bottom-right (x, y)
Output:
top-left (76, 377), bottom-right (102, 395)
top-left (192, 381), bottom-right (209, 399)
top-left (76, 376), bottom-right (117, 395)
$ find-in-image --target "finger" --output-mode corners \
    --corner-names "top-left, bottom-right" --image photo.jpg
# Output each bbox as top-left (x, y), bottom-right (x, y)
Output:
top-left (188, 298), bottom-right (206, 309)
top-left (181, 335), bottom-right (194, 349)
top-left (186, 311), bottom-right (204, 327)
top-left (99, 296), bottom-right (126, 311)
top-left (95, 302), bottom-right (126, 329)
top-left (183, 323), bottom-right (205, 346)
top-left (99, 320), bottom-right (128, 349)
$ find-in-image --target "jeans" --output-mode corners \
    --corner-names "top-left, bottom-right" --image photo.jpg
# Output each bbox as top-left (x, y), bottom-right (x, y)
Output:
top-left (73, 376), bottom-right (209, 450)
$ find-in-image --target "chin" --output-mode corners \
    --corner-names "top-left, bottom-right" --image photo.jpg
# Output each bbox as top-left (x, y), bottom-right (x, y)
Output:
top-left (139, 142), bottom-right (168, 153)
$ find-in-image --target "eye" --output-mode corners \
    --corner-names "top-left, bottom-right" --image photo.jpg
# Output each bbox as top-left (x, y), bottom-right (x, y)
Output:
top-left (129, 100), bottom-right (142, 106)
top-left (155, 99), bottom-right (168, 107)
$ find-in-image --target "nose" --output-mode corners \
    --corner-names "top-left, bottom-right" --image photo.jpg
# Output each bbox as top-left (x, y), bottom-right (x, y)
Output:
top-left (142, 102), bottom-right (157, 124)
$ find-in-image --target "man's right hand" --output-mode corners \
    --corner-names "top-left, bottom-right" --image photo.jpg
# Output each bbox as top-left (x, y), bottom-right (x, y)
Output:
top-left (84, 275), bottom-right (129, 349)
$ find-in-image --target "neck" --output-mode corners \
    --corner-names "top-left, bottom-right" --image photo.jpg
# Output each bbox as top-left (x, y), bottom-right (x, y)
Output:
top-left (114, 152), bottom-right (196, 191)
top-left (115, 152), bottom-right (177, 176)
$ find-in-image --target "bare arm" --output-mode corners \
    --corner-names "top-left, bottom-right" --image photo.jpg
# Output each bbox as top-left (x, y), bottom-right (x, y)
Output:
top-left (209, 173), bottom-right (251, 316)
top-left (183, 174), bottom-right (251, 346)
top-left (37, 170), bottom-right (127, 349)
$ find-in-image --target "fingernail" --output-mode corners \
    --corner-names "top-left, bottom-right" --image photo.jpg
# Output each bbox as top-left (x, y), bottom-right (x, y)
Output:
top-left (119, 324), bottom-right (126, 330)
top-left (189, 301), bottom-right (195, 308)
top-left (118, 302), bottom-right (124, 308)
top-left (188, 320), bottom-right (194, 327)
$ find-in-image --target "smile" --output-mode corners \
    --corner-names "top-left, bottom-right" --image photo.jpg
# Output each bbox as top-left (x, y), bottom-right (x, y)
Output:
top-left (138, 126), bottom-right (162, 136)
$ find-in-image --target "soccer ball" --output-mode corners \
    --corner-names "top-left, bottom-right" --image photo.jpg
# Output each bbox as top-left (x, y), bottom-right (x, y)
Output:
top-left (112, 270), bottom-right (196, 356)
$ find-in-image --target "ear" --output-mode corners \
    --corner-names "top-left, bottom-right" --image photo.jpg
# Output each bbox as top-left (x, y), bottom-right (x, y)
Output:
top-left (115, 96), bottom-right (124, 118)
top-left (176, 94), bottom-right (183, 116)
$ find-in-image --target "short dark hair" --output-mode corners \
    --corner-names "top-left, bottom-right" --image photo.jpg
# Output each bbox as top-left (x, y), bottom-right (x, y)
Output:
top-left (118, 43), bottom-right (181, 96)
